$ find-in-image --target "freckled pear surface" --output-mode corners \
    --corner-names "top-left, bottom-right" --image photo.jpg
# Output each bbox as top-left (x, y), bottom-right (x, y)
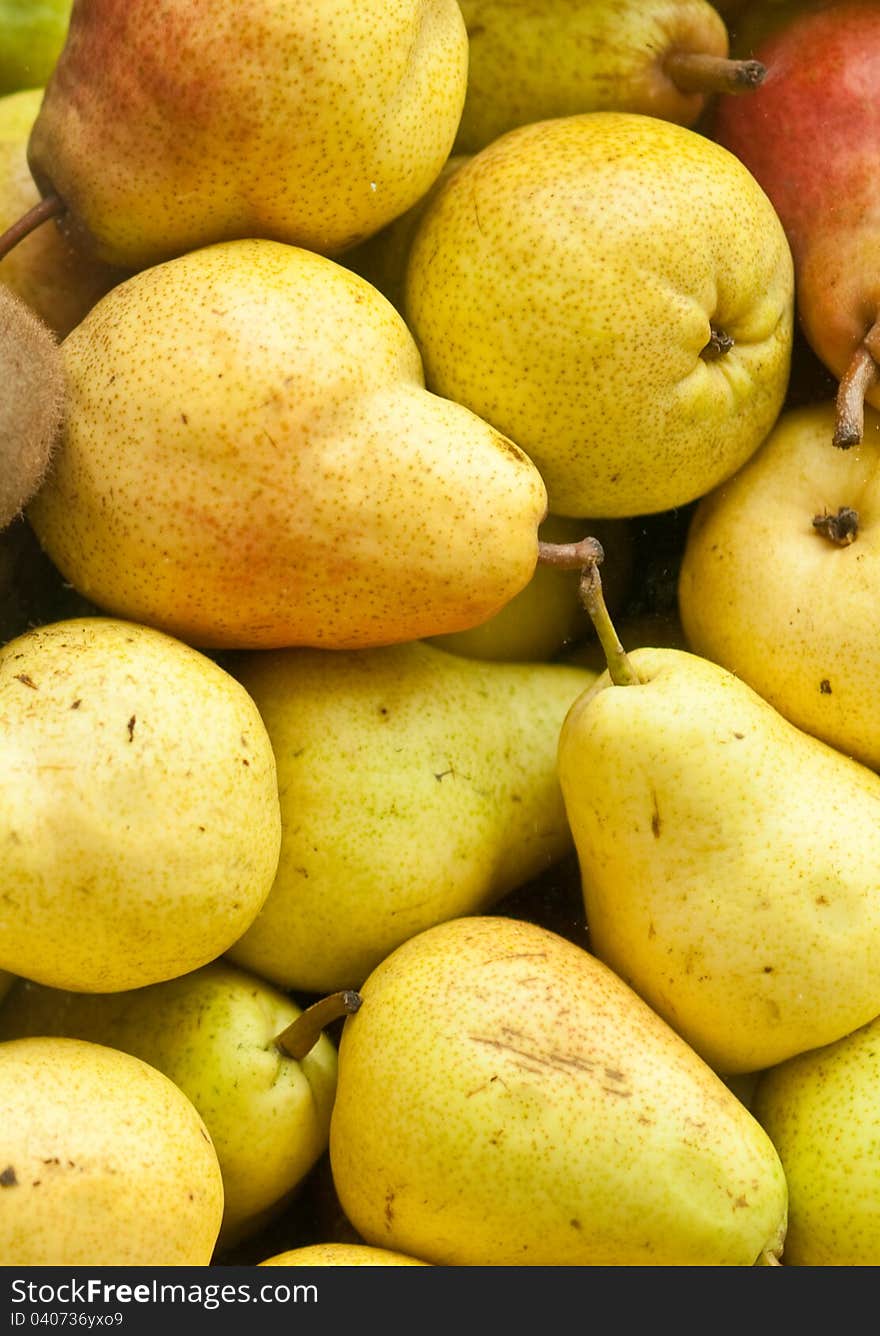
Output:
top-left (557, 646), bottom-right (880, 1075)
top-left (0, 616), bottom-right (282, 992)
top-left (329, 915), bottom-right (788, 1266)
top-left (404, 111), bottom-right (794, 519)
top-left (259, 1243), bottom-right (429, 1265)
top-left (26, 239), bottom-right (546, 651)
top-left (752, 1015), bottom-right (880, 1266)
top-left (27, 0), bottom-right (469, 268)
top-left (0, 1036), bottom-right (225, 1266)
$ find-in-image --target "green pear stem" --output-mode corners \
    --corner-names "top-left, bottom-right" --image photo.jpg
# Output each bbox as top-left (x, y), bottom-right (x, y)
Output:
top-left (833, 335), bottom-right (880, 449)
top-left (0, 193), bottom-right (65, 264)
top-left (579, 560), bottom-right (641, 687)
top-left (664, 51), bottom-right (766, 96)
top-left (537, 535), bottom-right (640, 686)
top-left (274, 989), bottom-right (363, 1060)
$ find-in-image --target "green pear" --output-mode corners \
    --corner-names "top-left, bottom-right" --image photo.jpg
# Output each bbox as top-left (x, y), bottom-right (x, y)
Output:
top-left (0, 1), bottom-right (72, 96)
top-left (225, 640), bottom-right (595, 993)
top-left (404, 111), bottom-right (794, 519)
top-left (27, 238), bottom-right (547, 651)
top-left (0, 1034), bottom-right (224, 1265)
top-left (259, 1243), bottom-right (429, 1266)
top-left (557, 600), bottom-right (880, 1074)
top-left (329, 914), bottom-right (788, 1265)
top-left (429, 515), bottom-right (634, 663)
top-left (0, 283), bottom-right (63, 529)
top-left (0, 615), bottom-right (282, 992)
top-left (0, 962), bottom-right (339, 1251)
top-left (751, 1014), bottom-right (880, 1265)
top-left (0, 88), bottom-right (123, 337)
top-left (455, 0), bottom-right (762, 156)
top-left (678, 401), bottom-right (880, 770)
top-left (25, 0), bottom-right (468, 269)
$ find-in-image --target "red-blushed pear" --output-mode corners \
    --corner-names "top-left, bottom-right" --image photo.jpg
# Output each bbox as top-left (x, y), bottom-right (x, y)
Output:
top-left (552, 551), bottom-right (880, 1075)
top-left (404, 112), bottom-right (794, 520)
top-left (2, 0), bottom-right (468, 271)
top-left (713, 1), bottom-right (880, 448)
top-left (26, 239), bottom-right (547, 651)
top-left (678, 401), bottom-right (880, 771)
top-left (455, 0), bottom-right (766, 156)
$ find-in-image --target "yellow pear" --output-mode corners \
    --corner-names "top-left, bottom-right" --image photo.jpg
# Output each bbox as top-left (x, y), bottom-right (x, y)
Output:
top-left (751, 1013), bottom-right (880, 1265)
top-left (558, 624), bottom-right (880, 1074)
top-left (27, 239), bottom-right (547, 651)
top-left (0, 616), bottom-right (281, 991)
top-left (0, 1035), bottom-right (224, 1265)
top-left (0, 88), bottom-right (122, 338)
top-left (225, 640), bottom-right (595, 993)
top-left (0, 961), bottom-right (338, 1250)
top-left (429, 515), bottom-right (634, 663)
top-left (678, 400), bottom-right (880, 770)
top-left (329, 915), bottom-right (788, 1265)
top-left (25, 0), bottom-right (468, 268)
top-left (455, 0), bottom-right (759, 155)
top-left (404, 111), bottom-right (794, 518)
top-left (259, 1243), bottom-right (429, 1266)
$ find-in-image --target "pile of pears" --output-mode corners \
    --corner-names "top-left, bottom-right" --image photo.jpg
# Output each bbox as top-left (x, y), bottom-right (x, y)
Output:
top-left (2, 0), bottom-right (880, 1270)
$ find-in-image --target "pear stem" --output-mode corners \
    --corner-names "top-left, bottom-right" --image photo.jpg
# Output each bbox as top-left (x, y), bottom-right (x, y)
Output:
top-left (537, 535), bottom-right (640, 686)
top-left (833, 334), bottom-right (880, 449)
top-left (664, 51), bottom-right (766, 96)
top-left (0, 194), bottom-right (65, 264)
top-left (274, 989), bottom-right (363, 1060)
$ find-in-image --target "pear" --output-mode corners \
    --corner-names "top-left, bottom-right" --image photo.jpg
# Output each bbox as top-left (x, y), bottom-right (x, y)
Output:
top-left (224, 640), bottom-right (595, 993)
top-left (429, 514), bottom-right (634, 663)
top-left (713, 2), bottom-right (880, 448)
top-left (0, 1), bottom-right (72, 96)
top-left (678, 401), bottom-right (880, 770)
top-left (404, 111), bottom-right (794, 519)
top-left (455, 0), bottom-right (765, 156)
top-left (329, 914), bottom-right (788, 1265)
top-left (259, 1243), bottom-right (429, 1266)
top-left (0, 283), bottom-right (64, 529)
top-left (0, 1034), bottom-right (224, 1265)
top-left (0, 615), bottom-right (281, 992)
top-left (22, 0), bottom-right (468, 269)
top-left (342, 153), bottom-right (469, 316)
top-left (26, 238), bottom-right (547, 651)
top-left (751, 1014), bottom-right (880, 1265)
top-left (0, 961), bottom-right (338, 1250)
top-left (556, 564), bottom-right (880, 1074)
top-left (0, 88), bottom-right (123, 338)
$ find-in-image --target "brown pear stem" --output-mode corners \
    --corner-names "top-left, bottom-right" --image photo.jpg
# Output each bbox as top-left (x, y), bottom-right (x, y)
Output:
top-left (538, 535), bottom-right (640, 686)
top-left (812, 505), bottom-right (859, 546)
top-left (834, 336), bottom-right (880, 449)
top-left (0, 194), bottom-right (65, 264)
top-left (275, 989), bottom-right (363, 1060)
top-left (664, 51), bottom-right (766, 95)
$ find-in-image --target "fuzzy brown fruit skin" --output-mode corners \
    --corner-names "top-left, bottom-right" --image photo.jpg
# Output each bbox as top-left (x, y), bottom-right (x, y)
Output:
top-left (713, 1), bottom-right (880, 413)
top-left (0, 285), bottom-right (63, 529)
top-left (26, 0), bottom-right (468, 269)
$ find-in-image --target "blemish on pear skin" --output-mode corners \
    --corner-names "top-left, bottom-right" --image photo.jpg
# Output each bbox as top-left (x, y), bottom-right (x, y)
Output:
top-left (820, 679), bottom-right (832, 694)
top-left (13, 674), bottom-right (37, 689)
top-left (127, 715), bottom-right (136, 741)
top-left (651, 792), bottom-right (661, 838)
top-left (0, 1166), bottom-right (17, 1186)
top-left (385, 1190), bottom-right (395, 1226)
